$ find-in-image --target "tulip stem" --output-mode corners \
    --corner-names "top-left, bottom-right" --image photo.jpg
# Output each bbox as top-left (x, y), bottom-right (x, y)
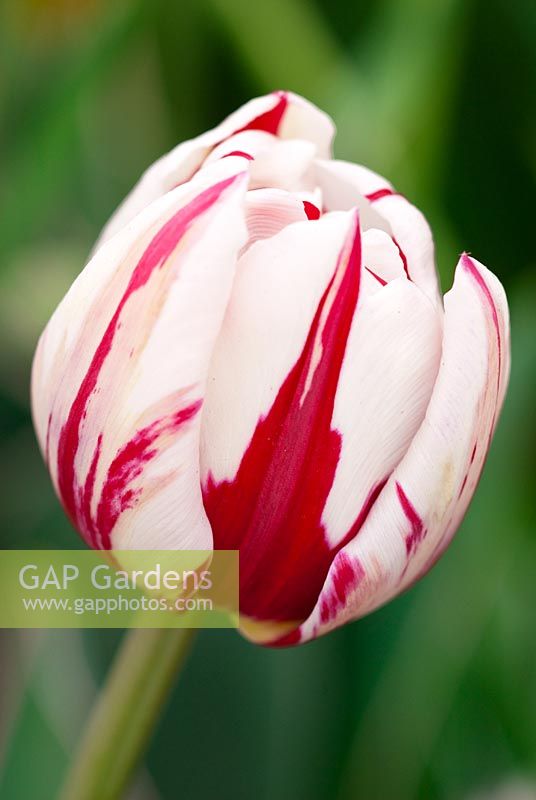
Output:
top-left (60, 627), bottom-right (196, 800)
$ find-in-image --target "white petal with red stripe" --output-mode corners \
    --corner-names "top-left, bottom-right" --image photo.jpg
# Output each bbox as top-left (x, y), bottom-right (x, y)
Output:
top-left (362, 228), bottom-right (407, 289)
top-left (315, 158), bottom-right (441, 304)
top-left (201, 211), bottom-right (371, 622)
top-left (32, 165), bottom-right (248, 551)
top-left (32, 156), bottom-right (246, 459)
top-left (97, 91), bottom-right (334, 248)
top-left (206, 131), bottom-right (318, 194)
top-left (284, 254), bottom-right (509, 644)
top-left (322, 277), bottom-right (443, 549)
top-left (201, 210), bottom-right (357, 485)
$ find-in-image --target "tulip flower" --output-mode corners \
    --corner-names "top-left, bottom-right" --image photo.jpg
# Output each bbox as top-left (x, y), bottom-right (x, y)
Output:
top-left (32, 91), bottom-right (509, 646)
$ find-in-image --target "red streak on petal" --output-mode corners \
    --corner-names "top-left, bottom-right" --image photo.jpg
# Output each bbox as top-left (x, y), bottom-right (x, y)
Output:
top-left (347, 479), bottom-right (388, 541)
top-left (458, 473), bottom-right (469, 498)
top-left (79, 434), bottom-right (102, 546)
top-left (461, 255), bottom-right (500, 348)
top-left (461, 254), bottom-right (502, 389)
top-left (470, 442), bottom-right (478, 464)
top-left (363, 189), bottom-right (411, 280)
top-left (271, 627), bottom-right (301, 648)
top-left (319, 554), bottom-right (365, 624)
top-left (55, 176), bottom-right (237, 544)
top-left (204, 214), bottom-right (382, 622)
top-left (461, 254), bottom-right (503, 447)
top-left (175, 95), bottom-right (287, 188)
top-left (365, 188), bottom-right (397, 203)
top-left (396, 482), bottom-right (425, 557)
top-left (221, 150), bottom-right (254, 160)
top-left (269, 478), bottom-right (385, 642)
top-left (365, 266), bottom-right (387, 286)
top-left (94, 402), bottom-right (201, 548)
top-left (235, 91), bottom-right (288, 136)
top-left (392, 236), bottom-right (411, 280)
top-left (303, 201), bottom-right (321, 220)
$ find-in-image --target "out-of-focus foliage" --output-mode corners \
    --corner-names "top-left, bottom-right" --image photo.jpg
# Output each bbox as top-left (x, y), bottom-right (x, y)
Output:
top-left (0, 0), bottom-right (535, 798)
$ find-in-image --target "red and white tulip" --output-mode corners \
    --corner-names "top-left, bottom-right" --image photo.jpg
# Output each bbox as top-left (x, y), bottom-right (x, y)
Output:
top-left (31, 92), bottom-right (510, 645)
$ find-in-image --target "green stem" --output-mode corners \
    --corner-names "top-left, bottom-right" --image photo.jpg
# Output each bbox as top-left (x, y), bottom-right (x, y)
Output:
top-left (60, 628), bottom-right (196, 800)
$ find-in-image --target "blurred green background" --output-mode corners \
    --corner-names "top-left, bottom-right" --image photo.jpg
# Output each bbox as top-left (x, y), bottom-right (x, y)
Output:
top-left (0, 0), bottom-right (535, 798)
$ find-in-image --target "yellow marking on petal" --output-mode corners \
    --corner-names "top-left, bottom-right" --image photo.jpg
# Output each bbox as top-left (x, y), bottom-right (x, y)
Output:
top-left (239, 615), bottom-right (301, 645)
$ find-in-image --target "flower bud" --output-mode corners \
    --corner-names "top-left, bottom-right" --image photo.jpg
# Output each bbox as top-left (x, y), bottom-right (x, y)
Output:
top-left (32, 92), bottom-right (510, 645)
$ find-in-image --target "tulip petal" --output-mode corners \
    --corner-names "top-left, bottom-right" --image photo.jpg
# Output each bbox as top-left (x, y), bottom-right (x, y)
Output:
top-left (201, 210), bottom-right (357, 486)
top-left (315, 159), bottom-right (441, 304)
top-left (243, 188), bottom-right (308, 249)
top-left (279, 254), bottom-right (509, 645)
top-left (32, 162), bottom-right (248, 550)
top-left (97, 92), bottom-right (334, 247)
top-left (362, 228), bottom-right (407, 289)
top-left (207, 131), bottom-right (318, 194)
top-left (321, 277), bottom-right (443, 549)
top-left (201, 211), bottom-right (365, 621)
top-left (201, 207), bottom-right (441, 628)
